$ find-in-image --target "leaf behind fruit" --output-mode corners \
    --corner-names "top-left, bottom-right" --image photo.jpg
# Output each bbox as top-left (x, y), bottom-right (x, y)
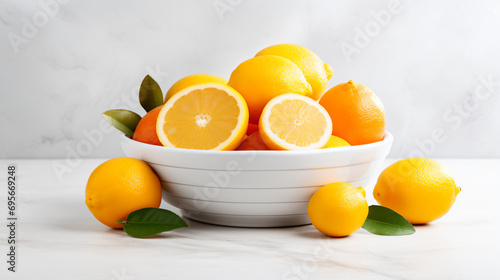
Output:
top-left (139, 75), bottom-right (163, 112)
top-left (102, 109), bottom-right (141, 137)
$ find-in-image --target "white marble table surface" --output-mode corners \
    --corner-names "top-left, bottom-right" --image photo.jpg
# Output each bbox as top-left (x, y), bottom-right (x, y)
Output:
top-left (0, 159), bottom-right (498, 280)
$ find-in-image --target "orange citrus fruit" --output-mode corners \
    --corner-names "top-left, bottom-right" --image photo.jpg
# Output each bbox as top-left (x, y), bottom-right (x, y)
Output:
top-left (322, 135), bottom-right (350, 149)
top-left (236, 131), bottom-right (269, 151)
top-left (85, 157), bottom-right (162, 229)
top-left (259, 93), bottom-right (332, 150)
top-left (164, 74), bottom-right (228, 103)
top-left (308, 182), bottom-right (368, 237)
top-left (255, 44), bottom-right (333, 100)
top-left (319, 80), bottom-right (385, 145)
top-left (228, 55), bottom-right (312, 124)
top-left (132, 105), bottom-right (163, 146)
top-left (373, 158), bottom-right (461, 224)
top-left (156, 83), bottom-right (248, 150)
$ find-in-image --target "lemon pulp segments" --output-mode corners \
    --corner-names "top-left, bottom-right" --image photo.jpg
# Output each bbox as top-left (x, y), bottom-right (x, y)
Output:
top-left (269, 99), bottom-right (328, 147)
top-left (260, 94), bottom-right (332, 150)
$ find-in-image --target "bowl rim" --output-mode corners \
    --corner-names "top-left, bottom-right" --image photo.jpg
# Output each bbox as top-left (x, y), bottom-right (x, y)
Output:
top-left (121, 131), bottom-right (393, 156)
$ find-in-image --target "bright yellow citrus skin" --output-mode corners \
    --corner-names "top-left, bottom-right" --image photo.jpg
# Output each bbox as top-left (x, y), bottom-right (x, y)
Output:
top-left (85, 158), bottom-right (162, 229)
top-left (164, 74), bottom-right (228, 103)
top-left (308, 182), bottom-right (368, 237)
top-left (256, 44), bottom-right (333, 101)
top-left (228, 55), bottom-right (312, 124)
top-left (373, 158), bottom-right (461, 224)
top-left (322, 135), bottom-right (351, 149)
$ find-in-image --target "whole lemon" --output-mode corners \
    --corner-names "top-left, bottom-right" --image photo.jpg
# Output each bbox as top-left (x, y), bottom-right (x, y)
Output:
top-left (322, 135), bottom-right (351, 149)
top-left (228, 55), bottom-right (312, 124)
top-left (373, 158), bottom-right (460, 224)
top-left (255, 44), bottom-right (333, 101)
top-left (308, 182), bottom-right (368, 237)
top-left (85, 158), bottom-right (162, 228)
top-left (164, 74), bottom-right (228, 103)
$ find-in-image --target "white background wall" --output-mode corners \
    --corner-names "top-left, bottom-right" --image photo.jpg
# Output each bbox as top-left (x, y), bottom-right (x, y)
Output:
top-left (1, 0), bottom-right (499, 159)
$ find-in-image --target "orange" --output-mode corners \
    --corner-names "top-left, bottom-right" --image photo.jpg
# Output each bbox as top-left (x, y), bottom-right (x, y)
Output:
top-left (164, 74), bottom-right (228, 103)
top-left (319, 80), bottom-right (385, 145)
top-left (156, 83), bottom-right (249, 150)
top-left (228, 55), bottom-right (312, 124)
top-left (374, 158), bottom-right (460, 224)
top-left (308, 182), bottom-right (368, 237)
top-left (255, 44), bottom-right (333, 100)
top-left (236, 131), bottom-right (269, 150)
top-left (132, 105), bottom-right (163, 146)
top-left (323, 135), bottom-right (350, 149)
top-left (85, 157), bottom-right (162, 229)
top-left (259, 93), bottom-right (332, 150)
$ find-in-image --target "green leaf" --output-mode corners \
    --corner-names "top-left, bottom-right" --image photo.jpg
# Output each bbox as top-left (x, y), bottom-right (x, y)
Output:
top-left (362, 205), bottom-right (415, 236)
top-left (120, 208), bottom-right (188, 238)
top-left (102, 109), bottom-right (142, 137)
top-left (139, 75), bottom-right (163, 112)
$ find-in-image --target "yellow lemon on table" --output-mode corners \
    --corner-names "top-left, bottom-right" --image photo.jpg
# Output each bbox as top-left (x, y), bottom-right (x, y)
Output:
top-left (228, 55), bottom-right (312, 124)
top-left (373, 158), bottom-right (461, 224)
top-left (259, 93), bottom-right (332, 150)
top-left (256, 44), bottom-right (333, 100)
top-left (85, 158), bottom-right (162, 229)
top-left (164, 74), bottom-right (228, 103)
top-left (157, 82), bottom-right (248, 150)
top-left (322, 135), bottom-right (351, 149)
top-left (308, 182), bottom-right (368, 237)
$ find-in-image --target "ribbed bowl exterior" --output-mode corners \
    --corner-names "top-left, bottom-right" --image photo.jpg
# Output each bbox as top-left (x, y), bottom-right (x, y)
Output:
top-left (121, 133), bottom-right (392, 227)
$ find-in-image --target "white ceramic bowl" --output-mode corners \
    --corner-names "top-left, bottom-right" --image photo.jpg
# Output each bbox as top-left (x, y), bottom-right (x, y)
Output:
top-left (121, 132), bottom-right (393, 227)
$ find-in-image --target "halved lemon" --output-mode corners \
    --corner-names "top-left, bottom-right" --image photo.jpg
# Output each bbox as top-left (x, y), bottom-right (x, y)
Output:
top-left (259, 93), bottom-right (332, 150)
top-left (156, 83), bottom-right (249, 150)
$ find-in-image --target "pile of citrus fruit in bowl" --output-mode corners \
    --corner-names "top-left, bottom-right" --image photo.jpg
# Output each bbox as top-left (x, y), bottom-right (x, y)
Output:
top-left (86, 43), bottom-right (460, 238)
top-left (106, 43), bottom-right (386, 152)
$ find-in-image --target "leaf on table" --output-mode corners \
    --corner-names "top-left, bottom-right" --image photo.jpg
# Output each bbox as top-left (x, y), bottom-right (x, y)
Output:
top-left (102, 109), bottom-right (141, 137)
top-left (120, 208), bottom-right (188, 238)
top-left (362, 205), bottom-right (415, 236)
top-left (139, 75), bottom-right (163, 112)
